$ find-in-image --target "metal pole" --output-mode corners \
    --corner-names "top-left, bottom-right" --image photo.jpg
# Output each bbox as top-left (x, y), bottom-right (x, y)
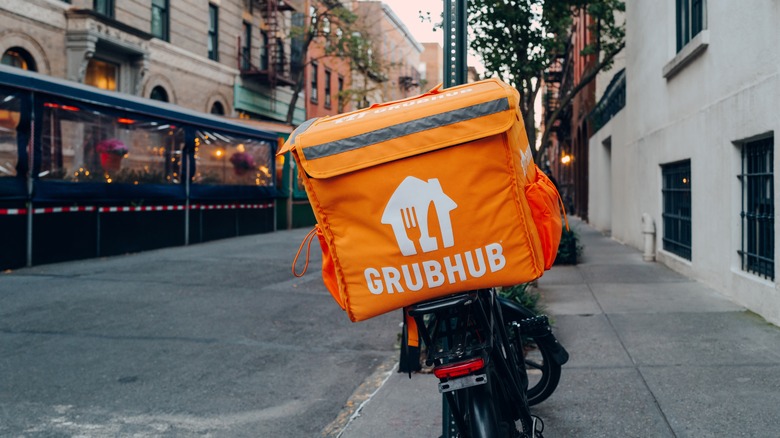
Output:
top-left (25, 104), bottom-right (35, 267)
top-left (443, 0), bottom-right (468, 88)
top-left (442, 1), bottom-right (468, 435)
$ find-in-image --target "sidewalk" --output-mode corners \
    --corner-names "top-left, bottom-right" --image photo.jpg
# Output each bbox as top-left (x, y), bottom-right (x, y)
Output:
top-left (338, 218), bottom-right (780, 437)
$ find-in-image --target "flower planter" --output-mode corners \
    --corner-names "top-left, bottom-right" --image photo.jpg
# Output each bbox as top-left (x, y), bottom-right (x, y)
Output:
top-left (100, 153), bottom-right (123, 172)
top-left (229, 152), bottom-right (255, 177)
top-left (233, 167), bottom-right (251, 176)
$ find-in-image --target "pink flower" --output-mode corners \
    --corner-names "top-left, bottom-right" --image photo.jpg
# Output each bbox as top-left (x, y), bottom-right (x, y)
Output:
top-left (229, 151), bottom-right (255, 170)
top-left (96, 139), bottom-right (129, 156)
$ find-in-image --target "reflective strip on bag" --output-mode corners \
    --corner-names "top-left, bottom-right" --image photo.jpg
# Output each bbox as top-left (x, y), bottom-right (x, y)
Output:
top-left (301, 98), bottom-right (511, 161)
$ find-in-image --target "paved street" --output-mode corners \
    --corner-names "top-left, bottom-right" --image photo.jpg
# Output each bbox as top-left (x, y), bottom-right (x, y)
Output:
top-left (0, 228), bottom-right (398, 437)
top-left (4, 219), bottom-right (780, 437)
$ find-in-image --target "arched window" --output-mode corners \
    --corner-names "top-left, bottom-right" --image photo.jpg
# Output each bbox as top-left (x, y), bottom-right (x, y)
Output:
top-left (1, 48), bottom-right (37, 71)
top-left (150, 86), bottom-right (169, 102)
top-left (210, 101), bottom-right (225, 115)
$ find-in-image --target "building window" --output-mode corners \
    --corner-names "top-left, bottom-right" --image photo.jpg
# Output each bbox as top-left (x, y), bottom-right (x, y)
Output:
top-left (310, 61), bottom-right (318, 103)
top-left (322, 17), bottom-right (331, 48)
top-left (676, 0), bottom-right (705, 52)
top-left (84, 59), bottom-right (118, 91)
top-left (662, 160), bottom-right (692, 260)
top-left (208, 4), bottom-right (219, 61)
top-left (324, 70), bottom-right (332, 109)
top-left (275, 38), bottom-right (286, 76)
top-left (739, 137), bottom-right (774, 280)
top-left (149, 86), bottom-right (168, 102)
top-left (2, 48), bottom-right (37, 71)
top-left (337, 76), bottom-right (344, 112)
top-left (259, 31), bottom-right (269, 71)
top-left (151, 0), bottom-right (169, 41)
top-left (241, 22), bottom-right (252, 70)
top-left (94, 0), bottom-right (115, 18)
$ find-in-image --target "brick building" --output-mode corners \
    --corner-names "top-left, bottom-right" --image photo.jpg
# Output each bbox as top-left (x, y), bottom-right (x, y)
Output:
top-left (304, 0), bottom-right (352, 119)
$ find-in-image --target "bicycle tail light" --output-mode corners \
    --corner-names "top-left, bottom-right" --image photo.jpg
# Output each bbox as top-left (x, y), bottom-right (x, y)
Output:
top-left (433, 357), bottom-right (485, 379)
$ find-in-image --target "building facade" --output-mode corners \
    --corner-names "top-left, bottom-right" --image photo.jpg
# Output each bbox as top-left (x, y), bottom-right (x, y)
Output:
top-left (304, 0), bottom-right (352, 119)
top-left (351, 1), bottom-right (422, 108)
top-left (0, 0), bottom-right (307, 125)
top-left (420, 42), bottom-right (443, 90)
top-left (543, 8), bottom-right (599, 220)
top-left (589, 0), bottom-right (779, 325)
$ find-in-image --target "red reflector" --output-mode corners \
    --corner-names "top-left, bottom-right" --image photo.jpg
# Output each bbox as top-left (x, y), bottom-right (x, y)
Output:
top-left (61, 105), bottom-right (80, 112)
top-left (433, 357), bottom-right (485, 379)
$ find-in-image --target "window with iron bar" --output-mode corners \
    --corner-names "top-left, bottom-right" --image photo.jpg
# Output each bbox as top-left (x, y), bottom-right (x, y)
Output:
top-left (739, 136), bottom-right (774, 280)
top-left (662, 160), bottom-right (692, 260)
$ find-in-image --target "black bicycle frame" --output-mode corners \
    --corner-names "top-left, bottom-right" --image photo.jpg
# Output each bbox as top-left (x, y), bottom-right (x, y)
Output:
top-left (406, 289), bottom-right (533, 437)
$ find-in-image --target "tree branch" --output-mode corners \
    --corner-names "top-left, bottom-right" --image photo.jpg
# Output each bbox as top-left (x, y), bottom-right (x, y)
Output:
top-left (536, 40), bottom-right (625, 161)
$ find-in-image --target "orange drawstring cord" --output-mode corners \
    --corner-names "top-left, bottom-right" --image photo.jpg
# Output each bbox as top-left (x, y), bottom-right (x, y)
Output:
top-left (292, 227), bottom-right (318, 277)
top-left (559, 194), bottom-right (570, 231)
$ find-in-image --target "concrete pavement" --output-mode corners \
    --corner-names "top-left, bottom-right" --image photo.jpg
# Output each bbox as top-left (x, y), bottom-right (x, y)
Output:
top-left (0, 228), bottom-right (399, 437)
top-left (338, 218), bottom-right (780, 438)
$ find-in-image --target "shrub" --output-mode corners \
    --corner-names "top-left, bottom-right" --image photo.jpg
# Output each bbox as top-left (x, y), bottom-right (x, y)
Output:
top-left (555, 228), bottom-right (582, 265)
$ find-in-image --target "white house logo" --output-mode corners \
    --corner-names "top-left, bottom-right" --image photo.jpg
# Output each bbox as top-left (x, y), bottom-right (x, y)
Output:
top-left (364, 176), bottom-right (507, 295)
top-left (381, 176), bottom-right (457, 256)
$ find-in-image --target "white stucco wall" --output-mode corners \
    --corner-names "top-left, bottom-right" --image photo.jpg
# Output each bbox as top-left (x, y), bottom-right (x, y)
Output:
top-left (590, 0), bottom-right (780, 325)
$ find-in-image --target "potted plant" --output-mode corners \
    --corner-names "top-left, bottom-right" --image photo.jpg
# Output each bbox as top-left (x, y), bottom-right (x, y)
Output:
top-left (555, 228), bottom-right (583, 265)
top-left (229, 151), bottom-right (255, 176)
top-left (96, 138), bottom-right (128, 172)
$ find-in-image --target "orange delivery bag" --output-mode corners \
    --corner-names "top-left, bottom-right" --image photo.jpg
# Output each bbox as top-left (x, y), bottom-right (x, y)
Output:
top-left (280, 78), bottom-right (563, 322)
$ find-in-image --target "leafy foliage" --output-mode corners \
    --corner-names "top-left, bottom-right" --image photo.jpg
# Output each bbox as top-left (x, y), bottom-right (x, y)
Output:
top-left (499, 282), bottom-right (546, 316)
top-left (285, 1), bottom-right (384, 123)
top-left (555, 227), bottom-right (583, 265)
top-left (467, 0), bottom-right (625, 159)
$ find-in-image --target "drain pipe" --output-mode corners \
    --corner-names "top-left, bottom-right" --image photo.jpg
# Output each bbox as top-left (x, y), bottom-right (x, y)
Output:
top-left (641, 213), bottom-right (656, 262)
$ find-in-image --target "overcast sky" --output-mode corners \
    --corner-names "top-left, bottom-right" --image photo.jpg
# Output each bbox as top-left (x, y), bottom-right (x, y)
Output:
top-left (378, 0), bottom-right (443, 44)
top-left (377, 0), bottom-right (485, 74)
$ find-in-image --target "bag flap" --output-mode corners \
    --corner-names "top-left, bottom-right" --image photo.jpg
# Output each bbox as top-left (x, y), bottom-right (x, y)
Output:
top-left (293, 78), bottom-right (520, 178)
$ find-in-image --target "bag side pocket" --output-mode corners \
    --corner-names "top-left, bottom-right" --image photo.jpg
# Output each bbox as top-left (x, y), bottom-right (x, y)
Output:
top-left (525, 165), bottom-right (565, 270)
top-left (316, 225), bottom-right (345, 309)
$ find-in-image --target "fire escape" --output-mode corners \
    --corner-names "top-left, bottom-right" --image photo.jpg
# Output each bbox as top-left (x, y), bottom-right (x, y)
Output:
top-left (239, 0), bottom-right (296, 88)
top-left (398, 66), bottom-right (420, 97)
top-left (543, 46), bottom-right (571, 137)
top-left (543, 49), bottom-right (574, 208)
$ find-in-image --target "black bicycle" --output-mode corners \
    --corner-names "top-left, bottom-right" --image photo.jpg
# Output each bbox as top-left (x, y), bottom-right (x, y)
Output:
top-left (498, 297), bottom-right (568, 406)
top-left (403, 289), bottom-right (567, 438)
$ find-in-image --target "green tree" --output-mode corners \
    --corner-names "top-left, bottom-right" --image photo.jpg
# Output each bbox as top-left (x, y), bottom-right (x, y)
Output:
top-left (468, 0), bottom-right (625, 161)
top-left (284, 0), bottom-right (383, 124)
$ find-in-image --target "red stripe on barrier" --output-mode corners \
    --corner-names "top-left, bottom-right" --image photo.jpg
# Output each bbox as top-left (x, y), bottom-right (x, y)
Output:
top-left (193, 203), bottom-right (273, 210)
top-left (0, 208), bottom-right (28, 215)
top-left (1, 203), bottom-right (273, 215)
top-left (98, 205), bottom-right (188, 213)
top-left (33, 206), bottom-right (97, 214)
